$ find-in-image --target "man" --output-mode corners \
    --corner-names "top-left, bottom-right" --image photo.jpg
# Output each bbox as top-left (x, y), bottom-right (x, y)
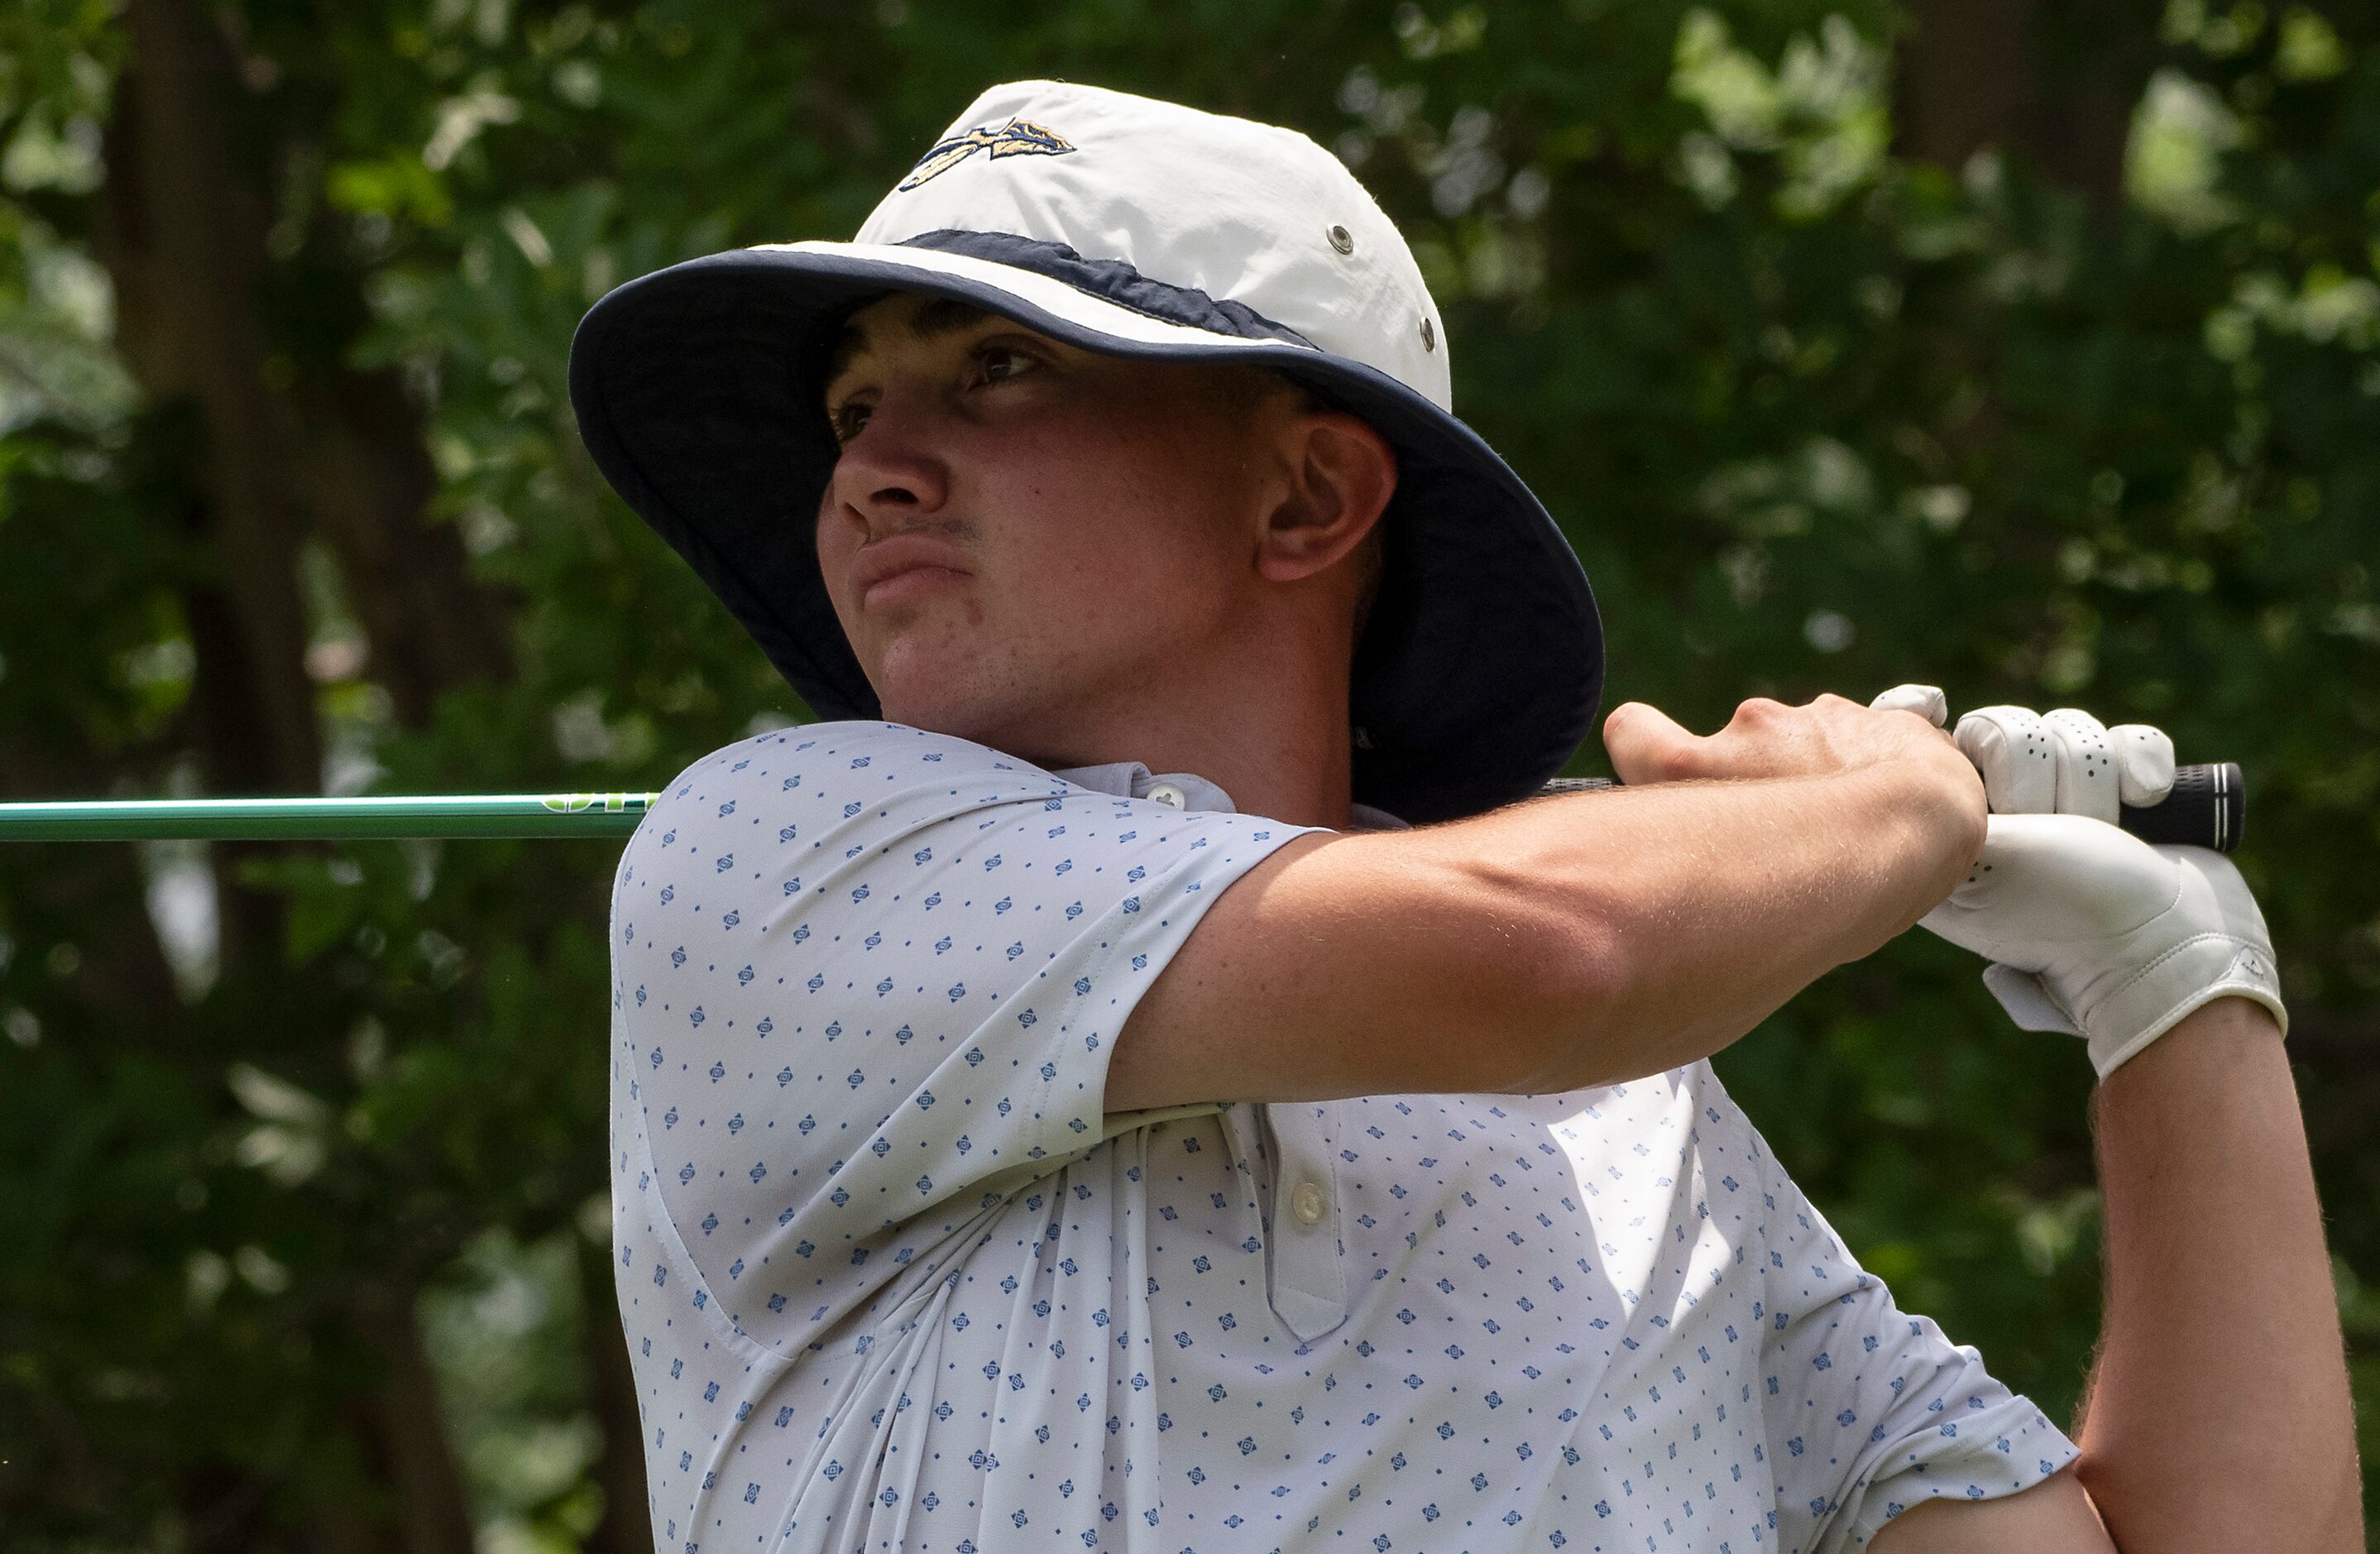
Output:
top-left (567, 82), bottom-right (2358, 1552)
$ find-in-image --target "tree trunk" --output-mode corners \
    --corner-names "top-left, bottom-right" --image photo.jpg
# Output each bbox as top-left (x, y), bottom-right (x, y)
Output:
top-left (89, 6), bottom-right (503, 1552)
top-left (101, 0), bottom-right (321, 798)
top-left (177, 1461), bottom-right (300, 1554)
top-left (1894, 0), bottom-right (2159, 206)
top-left (294, 370), bottom-right (515, 730)
top-left (352, 1288), bottom-right (481, 1554)
top-left (581, 1238), bottom-right (656, 1554)
top-left (98, 0), bottom-right (515, 775)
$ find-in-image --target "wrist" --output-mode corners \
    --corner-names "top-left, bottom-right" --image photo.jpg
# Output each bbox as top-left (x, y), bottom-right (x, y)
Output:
top-left (2089, 964), bottom-right (2289, 1080)
top-left (1859, 755), bottom-right (1986, 904)
top-left (2096, 995), bottom-right (2287, 1102)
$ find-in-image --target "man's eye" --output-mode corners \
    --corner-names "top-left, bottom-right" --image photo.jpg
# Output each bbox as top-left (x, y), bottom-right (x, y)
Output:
top-left (831, 400), bottom-right (871, 443)
top-left (977, 347), bottom-right (1036, 383)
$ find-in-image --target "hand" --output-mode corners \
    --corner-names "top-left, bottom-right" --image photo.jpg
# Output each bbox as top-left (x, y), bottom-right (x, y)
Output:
top-left (1604, 691), bottom-right (1987, 909)
top-left (1884, 691), bottom-right (2287, 1077)
top-left (1869, 687), bottom-right (2178, 822)
top-left (1945, 701), bottom-right (2176, 825)
top-left (1605, 691), bottom-right (1982, 811)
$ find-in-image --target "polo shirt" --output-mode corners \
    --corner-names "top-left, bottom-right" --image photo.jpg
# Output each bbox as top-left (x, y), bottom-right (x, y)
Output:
top-left (607, 721), bottom-right (2076, 1554)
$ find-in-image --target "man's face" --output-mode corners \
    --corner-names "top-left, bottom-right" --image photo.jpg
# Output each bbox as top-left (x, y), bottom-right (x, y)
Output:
top-left (816, 292), bottom-right (1297, 758)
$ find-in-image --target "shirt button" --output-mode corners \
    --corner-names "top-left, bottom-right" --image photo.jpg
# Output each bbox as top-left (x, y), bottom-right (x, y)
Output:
top-left (1291, 1181), bottom-right (1327, 1225)
top-left (1146, 782), bottom-right (1187, 809)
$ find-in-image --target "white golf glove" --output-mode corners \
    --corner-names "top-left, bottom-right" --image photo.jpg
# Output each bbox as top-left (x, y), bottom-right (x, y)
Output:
top-left (1870, 686), bottom-right (2287, 1078)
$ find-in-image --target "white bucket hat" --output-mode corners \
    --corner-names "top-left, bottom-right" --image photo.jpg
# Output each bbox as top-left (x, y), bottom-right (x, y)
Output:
top-left (568, 79), bottom-right (1602, 823)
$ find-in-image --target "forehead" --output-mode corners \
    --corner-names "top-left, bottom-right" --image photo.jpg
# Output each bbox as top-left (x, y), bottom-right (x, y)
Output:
top-left (823, 293), bottom-right (1012, 383)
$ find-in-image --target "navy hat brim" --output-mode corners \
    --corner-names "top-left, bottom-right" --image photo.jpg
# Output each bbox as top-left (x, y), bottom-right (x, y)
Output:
top-left (567, 234), bottom-right (1602, 824)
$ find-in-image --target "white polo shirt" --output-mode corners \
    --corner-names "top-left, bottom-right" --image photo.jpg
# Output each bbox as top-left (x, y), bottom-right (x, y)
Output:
top-left (608, 722), bottom-right (2075, 1554)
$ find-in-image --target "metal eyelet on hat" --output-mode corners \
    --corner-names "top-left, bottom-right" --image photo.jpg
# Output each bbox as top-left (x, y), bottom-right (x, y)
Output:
top-left (1327, 224), bottom-right (1355, 255)
top-left (1419, 317), bottom-right (1436, 352)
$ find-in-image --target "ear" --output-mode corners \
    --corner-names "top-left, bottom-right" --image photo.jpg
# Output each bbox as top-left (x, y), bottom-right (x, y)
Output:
top-left (1256, 409), bottom-right (1398, 584)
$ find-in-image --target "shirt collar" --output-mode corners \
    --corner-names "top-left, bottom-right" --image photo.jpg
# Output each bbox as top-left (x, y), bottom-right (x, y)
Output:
top-left (1049, 760), bottom-right (1410, 832)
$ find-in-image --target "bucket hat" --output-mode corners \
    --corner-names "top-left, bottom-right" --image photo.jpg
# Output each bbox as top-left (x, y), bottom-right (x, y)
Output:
top-left (567, 79), bottom-right (1601, 824)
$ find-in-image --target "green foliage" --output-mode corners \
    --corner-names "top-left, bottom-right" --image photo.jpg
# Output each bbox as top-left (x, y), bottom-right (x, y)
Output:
top-left (2, 1), bottom-right (2376, 1547)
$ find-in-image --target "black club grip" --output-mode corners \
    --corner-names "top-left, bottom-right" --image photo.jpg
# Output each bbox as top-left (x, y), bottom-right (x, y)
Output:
top-left (2117, 760), bottom-right (2244, 851)
top-left (1539, 760), bottom-right (2244, 853)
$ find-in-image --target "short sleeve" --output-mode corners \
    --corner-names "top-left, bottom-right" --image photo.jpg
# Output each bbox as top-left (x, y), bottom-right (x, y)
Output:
top-left (1753, 1144), bottom-right (2081, 1551)
top-left (609, 721), bottom-right (1319, 1353)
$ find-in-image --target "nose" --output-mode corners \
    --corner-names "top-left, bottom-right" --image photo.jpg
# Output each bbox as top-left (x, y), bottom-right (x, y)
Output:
top-left (823, 389), bottom-right (951, 539)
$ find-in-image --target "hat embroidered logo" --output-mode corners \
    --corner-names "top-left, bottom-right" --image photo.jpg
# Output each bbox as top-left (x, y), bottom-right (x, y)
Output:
top-left (897, 117), bottom-right (1075, 191)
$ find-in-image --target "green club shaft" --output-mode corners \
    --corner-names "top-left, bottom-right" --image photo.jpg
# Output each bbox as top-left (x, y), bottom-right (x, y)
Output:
top-left (0, 792), bottom-right (661, 842)
top-left (0, 764), bottom-right (2251, 851)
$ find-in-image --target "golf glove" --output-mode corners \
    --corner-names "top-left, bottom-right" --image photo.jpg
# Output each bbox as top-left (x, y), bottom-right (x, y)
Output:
top-left (1870, 686), bottom-right (2286, 1078)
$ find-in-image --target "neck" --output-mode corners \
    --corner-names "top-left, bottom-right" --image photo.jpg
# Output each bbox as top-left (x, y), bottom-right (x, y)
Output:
top-left (996, 615), bottom-right (1358, 830)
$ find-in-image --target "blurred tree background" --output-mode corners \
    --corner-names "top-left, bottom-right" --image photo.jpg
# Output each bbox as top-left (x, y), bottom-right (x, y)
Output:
top-left (1, 0), bottom-right (2375, 1548)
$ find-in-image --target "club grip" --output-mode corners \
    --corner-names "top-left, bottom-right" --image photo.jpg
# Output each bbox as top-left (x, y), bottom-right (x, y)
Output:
top-left (1539, 760), bottom-right (2244, 852)
top-left (2118, 760), bottom-right (2243, 851)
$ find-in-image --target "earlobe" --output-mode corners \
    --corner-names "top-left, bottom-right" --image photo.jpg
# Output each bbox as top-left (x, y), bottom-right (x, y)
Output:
top-left (1257, 410), bottom-right (1398, 583)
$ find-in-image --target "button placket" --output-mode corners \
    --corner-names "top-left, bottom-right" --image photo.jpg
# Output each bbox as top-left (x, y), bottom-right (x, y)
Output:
top-left (1259, 1101), bottom-right (1348, 1341)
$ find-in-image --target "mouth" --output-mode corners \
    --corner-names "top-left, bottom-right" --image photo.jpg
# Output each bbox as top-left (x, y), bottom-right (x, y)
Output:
top-left (850, 535), bottom-right (972, 611)
top-left (860, 564), bottom-right (967, 609)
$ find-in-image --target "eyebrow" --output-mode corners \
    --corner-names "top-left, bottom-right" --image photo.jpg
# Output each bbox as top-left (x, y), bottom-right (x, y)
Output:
top-left (823, 296), bottom-right (1000, 388)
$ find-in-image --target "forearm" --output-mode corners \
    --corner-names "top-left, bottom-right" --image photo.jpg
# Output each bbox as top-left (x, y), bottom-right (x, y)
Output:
top-left (1483, 765), bottom-right (1978, 1089)
top-left (2073, 997), bottom-right (2362, 1552)
top-left (1109, 692), bottom-right (1980, 1114)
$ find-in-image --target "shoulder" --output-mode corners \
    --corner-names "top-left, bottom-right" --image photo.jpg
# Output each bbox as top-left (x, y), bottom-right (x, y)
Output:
top-left (613, 719), bottom-right (1308, 946)
top-left (632, 721), bottom-right (1075, 845)
top-left (660, 720), bottom-right (1052, 805)
top-left (616, 720), bottom-right (1243, 912)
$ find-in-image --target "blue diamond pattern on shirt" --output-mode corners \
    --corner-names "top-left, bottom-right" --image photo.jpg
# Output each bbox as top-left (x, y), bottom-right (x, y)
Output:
top-left (607, 722), bottom-right (2076, 1554)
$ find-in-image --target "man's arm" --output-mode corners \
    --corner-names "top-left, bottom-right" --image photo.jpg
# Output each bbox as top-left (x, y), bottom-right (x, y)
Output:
top-left (1107, 694), bottom-right (1984, 1111)
top-left (2078, 995), bottom-right (2359, 1547)
top-left (1872, 995), bottom-right (2363, 1553)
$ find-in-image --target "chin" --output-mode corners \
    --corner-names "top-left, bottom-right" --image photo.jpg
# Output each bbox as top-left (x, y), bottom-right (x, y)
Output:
top-left (869, 659), bottom-right (1006, 743)
top-left (865, 626), bottom-right (1106, 755)
top-left (863, 633), bottom-right (965, 716)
